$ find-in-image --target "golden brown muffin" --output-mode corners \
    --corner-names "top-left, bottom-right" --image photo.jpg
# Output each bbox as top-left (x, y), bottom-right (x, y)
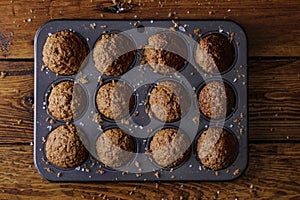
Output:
top-left (47, 80), bottom-right (86, 122)
top-left (149, 128), bottom-right (190, 168)
top-left (198, 81), bottom-right (235, 119)
top-left (96, 128), bottom-right (134, 168)
top-left (96, 81), bottom-right (134, 120)
top-left (93, 33), bottom-right (135, 76)
top-left (144, 32), bottom-right (187, 74)
top-left (45, 125), bottom-right (88, 168)
top-left (42, 30), bottom-right (88, 75)
top-left (195, 34), bottom-right (235, 73)
top-left (196, 128), bottom-right (237, 170)
top-left (149, 81), bottom-right (188, 122)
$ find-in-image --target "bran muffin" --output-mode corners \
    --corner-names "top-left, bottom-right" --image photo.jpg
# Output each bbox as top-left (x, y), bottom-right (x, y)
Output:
top-left (144, 32), bottom-right (187, 74)
top-left (96, 81), bottom-right (135, 120)
top-left (195, 34), bottom-right (235, 73)
top-left (198, 81), bottom-right (235, 119)
top-left (149, 128), bottom-right (190, 168)
top-left (149, 81), bottom-right (188, 122)
top-left (47, 80), bottom-right (86, 122)
top-left (96, 128), bottom-right (134, 168)
top-left (45, 125), bottom-right (88, 168)
top-left (42, 30), bottom-right (88, 75)
top-left (93, 33), bottom-right (135, 76)
top-left (196, 128), bottom-right (237, 170)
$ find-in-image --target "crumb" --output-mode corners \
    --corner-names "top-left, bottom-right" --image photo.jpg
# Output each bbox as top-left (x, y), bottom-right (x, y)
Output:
top-left (194, 28), bottom-right (201, 35)
top-left (209, 11), bottom-right (213, 15)
top-left (42, 137), bottom-right (46, 143)
top-left (171, 20), bottom-right (179, 27)
top-left (134, 161), bottom-right (140, 168)
top-left (226, 169), bottom-right (230, 174)
top-left (192, 117), bottom-right (199, 124)
top-left (170, 27), bottom-right (176, 31)
top-left (79, 76), bottom-right (88, 84)
top-left (85, 168), bottom-right (90, 173)
top-left (215, 171), bottom-right (219, 176)
top-left (93, 113), bottom-right (102, 123)
top-left (96, 169), bottom-right (105, 174)
top-left (168, 12), bottom-right (173, 18)
top-left (90, 23), bottom-right (96, 29)
top-left (171, 175), bottom-right (175, 179)
top-left (100, 25), bottom-right (107, 29)
top-left (16, 119), bottom-right (22, 125)
top-left (229, 32), bottom-right (235, 43)
top-left (136, 173), bottom-right (142, 177)
top-left (155, 183), bottom-right (159, 189)
top-left (44, 167), bottom-right (53, 173)
top-left (239, 128), bottom-right (244, 135)
top-left (240, 113), bottom-right (244, 118)
top-left (41, 65), bottom-right (46, 71)
top-left (49, 119), bottom-right (56, 124)
top-left (233, 119), bottom-right (240, 123)
top-left (57, 172), bottom-right (62, 177)
top-left (129, 190), bottom-right (134, 196)
top-left (0, 71), bottom-right (7, 79)
top-left (233, 168), bottom-right (240, 175)
top-left (154, 172), bottom-right (160, 178)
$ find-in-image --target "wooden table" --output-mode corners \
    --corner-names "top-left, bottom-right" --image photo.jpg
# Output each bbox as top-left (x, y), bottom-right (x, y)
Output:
top-left (0, 0), bottom-right (299, 199)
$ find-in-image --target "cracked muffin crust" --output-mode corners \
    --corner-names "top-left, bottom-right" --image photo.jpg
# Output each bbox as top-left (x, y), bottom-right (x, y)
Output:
top-left (144, 32), bottom-right (187, 74)
top-left (42, 30), bottom-right (88, 75)
top-left (149, 128), bottom-right (190, 168)
top-left (96, 81), bottom-right (135, 120)
top-left (96, 128), bottom-right (134, 168)
top-left (195, 34), bottom-right (235, 73)
top-left (196, 128), bottom-right (237, 170)
top-left (45, 125), bottom-right (88, 168)
top-left (93, 33), bottom-right (135, 76)
top-left (198, 81), bottom-right (235, 119)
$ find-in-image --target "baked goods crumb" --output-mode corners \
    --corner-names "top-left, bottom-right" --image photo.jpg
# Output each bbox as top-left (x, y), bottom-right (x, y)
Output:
top-left (57, 172), bottom-right (62, 177)
top-left (93, 113), bottom-right (102, 123)
top-left (134, 161), bottom-right (140, 168)
top-left (0, 71), bottom-right (7, 79)
top-left (44, 167), bottom-right (53, 173)
top-left (233, 168), bottom-right (240, 175)
top-left (154, 171), bottom-right (160, 178)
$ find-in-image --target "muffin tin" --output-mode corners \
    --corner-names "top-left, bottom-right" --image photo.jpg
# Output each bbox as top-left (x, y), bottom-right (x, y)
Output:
top-left (34, 19), bottom-right (248, 181)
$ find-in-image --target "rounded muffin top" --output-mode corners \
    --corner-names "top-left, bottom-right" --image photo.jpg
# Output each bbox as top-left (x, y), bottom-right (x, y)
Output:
top-left (144, 32), bottom-right (187, 74)
top-left (149, 80), bottom-right (188, 122)
top-left (45, 125), bottom-right (88, 168)
top-left (149, 128), bottom-right (190, 168)
top-left (96, 128), bottom-right (134, 168)
top-left (42, 30), bottom-right (88, 75)
top-left (198, 81), bottom-right (235, 119)
top-left (195, 34), bottom-right (235, 73)
top-left (196, 128), bottom-right (237, 170)
top-left (93, 33), bottom-right (135, 76)
top-left (96, 81), bottom-right (134, 120)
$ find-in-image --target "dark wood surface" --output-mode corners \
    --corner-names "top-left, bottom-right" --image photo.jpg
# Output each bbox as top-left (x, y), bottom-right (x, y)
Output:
top-left (0, 0), bottom-right (299, 199)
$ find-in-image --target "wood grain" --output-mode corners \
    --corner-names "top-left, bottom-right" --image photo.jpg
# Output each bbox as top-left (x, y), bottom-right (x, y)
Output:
top-left (0, 143), bottom-right (299, 199)
top-left (0, 58), bottom-right (299, 144)
top-left (0, 0), bottom-right (299, 59)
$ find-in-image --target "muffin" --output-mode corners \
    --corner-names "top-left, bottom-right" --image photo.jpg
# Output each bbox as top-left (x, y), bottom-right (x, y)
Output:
top-left (93, 33), bottom-right (135, 76)
top-left (149, 128), bottom-right (190, 168)
top-left (47, 80), bottom-right (86, 122)
top-left (42, 30), bottom-right (88, 75)
top-left (196, 128), bottom-right (237, 170)
top-left (195, 34), bottom-right (235, 73)
top-left (96, 128), bottom-right (134, 168)
top-left (45, 125), bottom-right (88, 168)
top-left (144, 32), bottom-right (187, 74)
top-left (198, 81), bottom-right (235, 119)
top-left (96, 81), bottom-right (134, 120)
top-left (149, 81), bottom-right (188, 122)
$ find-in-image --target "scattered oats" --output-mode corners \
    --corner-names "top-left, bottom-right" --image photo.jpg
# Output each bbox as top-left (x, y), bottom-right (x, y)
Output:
top-left (215, 171), bottom-right (219, 176)
top-left (172, 20), bottom-right (179, 27)
top-left (233, 168), bottom-right (240, 175)
top-left (154, 171), bottom-right (160, 178)
top-left (41, 65), bottom-right (46, 71)
top-left (85, 168), bottom-right (90, 173)
top-left (44, 167), bottom-right (53, 173)
top-left (57, 172), bottom-right (62, 177)
top-left (168, 12), bottom-right (173, 18)
top-left (134, 161), bottom-right (140, 168)
top-left (100, 25), bottom-right (107, 29)
top-left (90, 23), bottom-right (96, 29)
top-left (226, 169), bottom-right (230, 173)
top-left (0, 72), bottom-right (7, 79)
top-left (42, 137), bottom-right (46, 143)
top-left (233, 119), bottom-right (240, 123)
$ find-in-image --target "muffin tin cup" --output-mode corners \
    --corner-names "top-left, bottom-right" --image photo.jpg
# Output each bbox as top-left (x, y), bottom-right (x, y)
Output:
top-left (34, 19), bottom-right (248, 181)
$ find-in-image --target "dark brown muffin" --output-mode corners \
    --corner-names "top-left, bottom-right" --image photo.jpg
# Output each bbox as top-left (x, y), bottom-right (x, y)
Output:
top-left (198, 81), bottom-right (235, 119)
top-left (196, 128), bottom-right (237, 170)
top-left (96, 81), bottom-right (134, 120)
top-left (93, 33), bottom-right (135, 76)
top-left (47, 81), bottom-right (86, 122)
top-left (149, 81), bottom-right (188, 122)
top-left (144, 32), bottom-right (187, 74)
top-left (96, 128), bottom-right (134, 168)
top-left (195, 34), bottom-right (235, 73)
top-left (149, 128), bottom-right (190, 168)
top-left (42, 30), bottom-right (88, 75)
top-left (45, 125), bottom-right (88, 168)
